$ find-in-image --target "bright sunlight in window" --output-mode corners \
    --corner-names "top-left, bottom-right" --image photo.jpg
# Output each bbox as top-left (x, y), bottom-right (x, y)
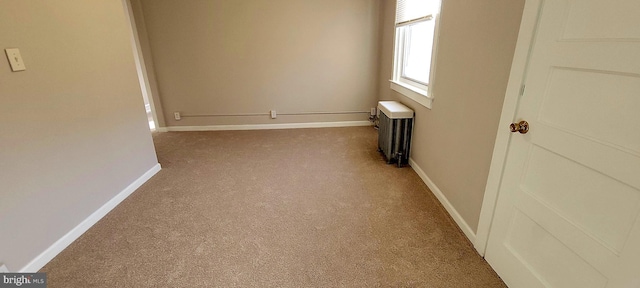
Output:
top-left (402, 20), bottom-right (435, 85)
top-left (391, 0), bottom-right (441, 109)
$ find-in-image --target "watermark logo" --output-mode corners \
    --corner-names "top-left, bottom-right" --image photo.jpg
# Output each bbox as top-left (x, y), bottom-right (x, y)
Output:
top-left (0, 273), bottom-right (46, 288)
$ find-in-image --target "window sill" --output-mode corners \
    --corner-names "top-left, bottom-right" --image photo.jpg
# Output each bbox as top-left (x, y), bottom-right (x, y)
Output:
top-left (389, 80), bottom-right (433, 109)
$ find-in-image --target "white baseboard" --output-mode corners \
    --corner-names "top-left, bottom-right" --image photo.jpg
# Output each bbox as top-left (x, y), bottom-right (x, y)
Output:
top-left (408, 158), bottom-right (476, 243)
top-left (163, 121), bottom-right (372, 132)
top-left (20, 163), bottom-right (162, 272)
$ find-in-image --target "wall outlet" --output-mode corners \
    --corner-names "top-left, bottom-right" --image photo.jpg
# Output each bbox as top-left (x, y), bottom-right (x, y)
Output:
top-left (174, 112), bottom-right (181, 120)
top-left (270, 110), bottom-right (276, 119)
top-left (0, 264), bottom-right (9, 273)
top-left (370, 107), bottom-right (376, 116)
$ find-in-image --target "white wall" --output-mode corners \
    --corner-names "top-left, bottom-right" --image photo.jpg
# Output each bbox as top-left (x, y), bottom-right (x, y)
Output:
top-left (0, 0), bottom-right (159, 271)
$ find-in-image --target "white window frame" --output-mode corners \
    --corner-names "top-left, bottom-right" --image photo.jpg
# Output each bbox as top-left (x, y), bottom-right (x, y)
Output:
top-left (390, 13), bottom-right (441, 109)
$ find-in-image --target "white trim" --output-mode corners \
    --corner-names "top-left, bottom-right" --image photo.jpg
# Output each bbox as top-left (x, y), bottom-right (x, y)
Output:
top-left (164, 121), bottom-right (372, 132)
top-left (391, 7), bottom-right (441, 110)
top-left (122, 0), bottom-right (163, 130)
top-left (390, 80), bottom-right (433, 109)
top-left (20, 163), bottom-right (162, 272)
top-left (409, 158), bottom-right (476, 243)
top-left (155, 127), bottom-right (168, 132)
top-left (474, 0), bottom-right (542, 257)
top-left (427, 9), bottom-right (442, 100)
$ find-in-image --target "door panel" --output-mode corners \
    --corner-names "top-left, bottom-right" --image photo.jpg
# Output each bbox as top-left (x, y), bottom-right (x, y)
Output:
top-left (506, 211), bottom-right (608, 288)
top-left (485, 0), bottom-right (640, 286)
top-left (560, 1), bottom-right (640, 40)
top-left (515, 189), bottom-right (620, 274)
top-left (533, 125), bottom-right (640, 190)
top-left (539, 68), bottom-right (640, 153)
top-left (522, 146), bottom-right (640, 253)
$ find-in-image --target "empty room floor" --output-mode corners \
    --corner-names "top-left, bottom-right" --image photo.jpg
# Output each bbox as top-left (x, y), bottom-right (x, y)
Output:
top-left (41, 126), bottom-right (505, 287)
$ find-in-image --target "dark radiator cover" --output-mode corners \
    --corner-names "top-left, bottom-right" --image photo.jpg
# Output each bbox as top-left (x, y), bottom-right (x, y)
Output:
top-left (378, 111), bottom-right (412, 167)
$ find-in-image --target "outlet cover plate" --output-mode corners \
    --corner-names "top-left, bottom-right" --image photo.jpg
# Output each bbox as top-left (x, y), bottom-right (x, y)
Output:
top-left (5, 48), bottom-right (26, 71)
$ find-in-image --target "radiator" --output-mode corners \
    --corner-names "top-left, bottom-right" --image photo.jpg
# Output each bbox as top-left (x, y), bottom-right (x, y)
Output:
top-left (377, 101), bottom-right (413, 167)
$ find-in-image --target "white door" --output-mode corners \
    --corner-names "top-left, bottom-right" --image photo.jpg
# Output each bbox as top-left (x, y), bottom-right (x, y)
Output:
top-left (485, 0), bottom-right (640, 287)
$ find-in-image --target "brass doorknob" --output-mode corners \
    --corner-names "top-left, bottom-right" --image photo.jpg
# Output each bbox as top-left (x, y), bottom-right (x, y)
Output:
top-left (510, 121), bottom-right (529, 134)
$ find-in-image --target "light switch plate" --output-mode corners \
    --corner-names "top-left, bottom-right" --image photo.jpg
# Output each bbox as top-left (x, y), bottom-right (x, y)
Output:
top-left (5, 48), bottom-right (26, 71)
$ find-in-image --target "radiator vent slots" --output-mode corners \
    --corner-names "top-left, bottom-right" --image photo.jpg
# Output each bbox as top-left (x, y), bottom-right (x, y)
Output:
top-left (377, 101), bottom-right (414, 167)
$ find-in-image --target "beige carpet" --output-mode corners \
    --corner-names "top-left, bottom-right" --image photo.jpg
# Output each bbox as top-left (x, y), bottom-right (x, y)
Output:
top-left (41, 126), bottom-right (505, 287)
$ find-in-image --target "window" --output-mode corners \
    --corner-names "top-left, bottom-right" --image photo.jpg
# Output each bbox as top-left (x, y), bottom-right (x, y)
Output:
top-left (391, 0), bottom-right (441, 109)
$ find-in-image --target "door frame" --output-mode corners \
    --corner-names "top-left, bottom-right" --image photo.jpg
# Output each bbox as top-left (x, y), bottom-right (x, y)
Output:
top-left (121, 0), bottom-right (166, 131)
top-left (473, 0), bottom-right (543, 256)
